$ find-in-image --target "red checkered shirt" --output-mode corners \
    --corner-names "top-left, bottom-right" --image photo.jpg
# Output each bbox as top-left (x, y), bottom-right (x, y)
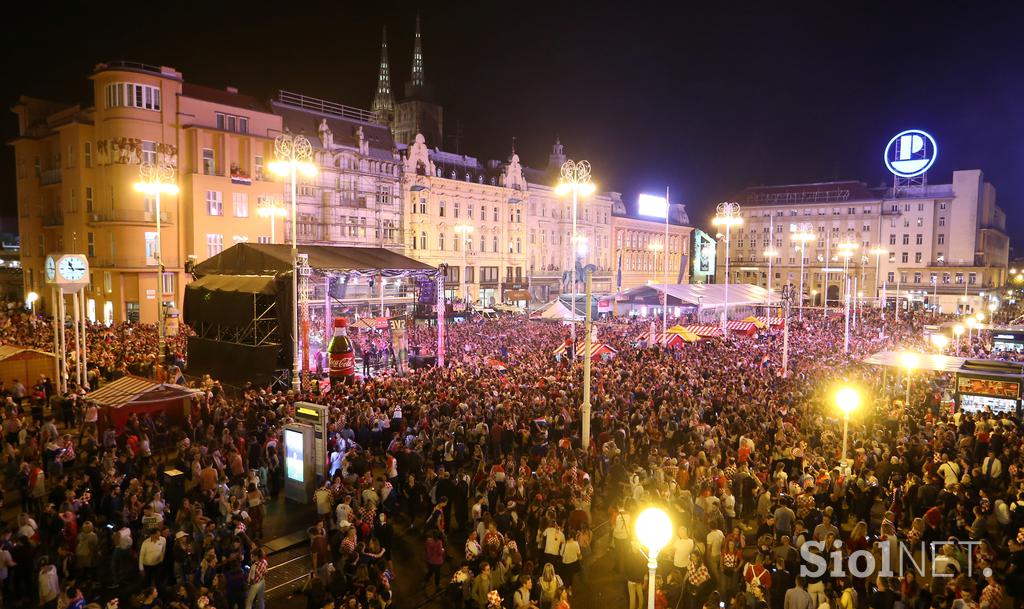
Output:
top-left (980, 582), bottom-right (1003, 609)
top-left (248, 558), bottom-right (268, 585)
top-left (687, 565), bottom-right (710, 587)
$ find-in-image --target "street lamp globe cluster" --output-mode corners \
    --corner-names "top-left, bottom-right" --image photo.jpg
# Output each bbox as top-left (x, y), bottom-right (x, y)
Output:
top-left (554, 159), bottom-right (596, 348)
top-left (268, 132), bottom-right (318, 390)
top-left (791, 227), bottom-right (815, 320)
top-left (257, 198), bottom-right (286, 244)
top-left (712, 202), bottom-right (742, 333)
top-left (834, 384), bottom-right (860, 467)
top-left (635, 507), bottom-right (673, 609)
top-left (133, 161), bottom-right (179, 368)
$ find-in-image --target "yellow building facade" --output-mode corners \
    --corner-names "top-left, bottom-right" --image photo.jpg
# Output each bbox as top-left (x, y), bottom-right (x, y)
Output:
top-left (12, 62), bottom-right (283, 324)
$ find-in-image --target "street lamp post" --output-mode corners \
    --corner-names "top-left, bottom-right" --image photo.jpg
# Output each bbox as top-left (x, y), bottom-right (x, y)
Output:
top-left (837, 242), bottom-right (857, 354)
top-left (763, 248), bottom-right (779, 309)
top-left (454, 224), bottom-right (474, 303)
top-left (966, 317), bottom-right (977, 348)
top-left (257, 198), bottom-right (286, 244)
top-left (791, 226), bottom-right (815, 320)
top-left (635, 507), bottom-right (672, 609)
top-left (835, 385), bottom-right (860, 468)
top-left (269, 132), bottom-right (318, 391)
top-left (649, 241), bottom-right (668, 331)
top-left (134, 162), bottom-right (179, 368)
top-left (555, 160), bottom-right (596, 348)
top-left (713, 202), bottom-right (742, 333)
top-left (953, 324), bottom-right (965, 355)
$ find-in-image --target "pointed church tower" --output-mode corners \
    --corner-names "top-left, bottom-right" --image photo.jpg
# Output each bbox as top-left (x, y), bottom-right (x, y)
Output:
top-left (410, 14), bottom-right (425, 88)
top-left (394, 14), bottom-right (443, 146)
top-left (371, 26), bottom-right (395, 126)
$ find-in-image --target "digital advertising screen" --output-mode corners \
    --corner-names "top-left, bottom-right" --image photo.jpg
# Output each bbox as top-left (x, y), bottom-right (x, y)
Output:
top-left (956, 376), bottom-right (1020, 399)
top-left (285, 429), bottom-right (304, 482)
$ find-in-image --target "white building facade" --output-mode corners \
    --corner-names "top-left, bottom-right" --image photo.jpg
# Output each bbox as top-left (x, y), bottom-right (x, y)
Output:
top-left (717, 170), bottom-right (1009, 313)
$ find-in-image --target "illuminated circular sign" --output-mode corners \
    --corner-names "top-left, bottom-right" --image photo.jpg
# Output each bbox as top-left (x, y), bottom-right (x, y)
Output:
top-left (884, 129), bottom-right (937, 178)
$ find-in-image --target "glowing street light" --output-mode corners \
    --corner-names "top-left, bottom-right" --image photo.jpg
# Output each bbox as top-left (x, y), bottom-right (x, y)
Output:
top-left (713, 202), bottom-right (743, 333)
top-left (25, 291), bottom-right (38, 313)
top-left (952, 324), bottom-right (965, 355)
top-left (257, 198), bottom-right (287, 244)
top-left (454, 224), bottom-right (475, 303)
top-left (555, 159), bottom-right (596, 351)
top-left (930, 333), bottom-right (950, 352)
top-left (900, 351), bottom-right (919, 406)
top-left (635, 507), bottom-right (673, 609)
top-left (763, 248), bottom-right (779, 308)
top-left (134, 162), bottom-right (179, 367)
top-left (269, 132), bottom-right (318, 390)
top-left (834, 385), bottom-right (861, 466)
top-left (556, 159), bottom-right (595, 449)
top-left (791, 227), bottom-right (816, 320)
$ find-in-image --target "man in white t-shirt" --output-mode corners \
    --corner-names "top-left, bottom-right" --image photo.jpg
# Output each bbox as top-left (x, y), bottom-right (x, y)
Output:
top-left (706, 526), bottom-right (725, 592)
top-left (669, 525), bottom-right (695, 575)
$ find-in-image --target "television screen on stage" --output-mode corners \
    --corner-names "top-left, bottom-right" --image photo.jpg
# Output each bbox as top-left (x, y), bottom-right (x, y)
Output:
top-left (638, 194), bottom-right (668, 219)
top-left (285, 429), bottom-right (304, 482)
top-left (957, 376), bottom-right (1020, 399)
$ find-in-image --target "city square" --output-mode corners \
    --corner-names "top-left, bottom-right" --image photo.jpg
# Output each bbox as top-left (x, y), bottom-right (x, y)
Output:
top-left (0, 4), bottom-right (1022, 609)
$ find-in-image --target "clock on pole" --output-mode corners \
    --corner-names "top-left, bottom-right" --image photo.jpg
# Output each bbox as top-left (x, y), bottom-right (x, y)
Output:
top-left (54, 254), bottom-right (91, 288)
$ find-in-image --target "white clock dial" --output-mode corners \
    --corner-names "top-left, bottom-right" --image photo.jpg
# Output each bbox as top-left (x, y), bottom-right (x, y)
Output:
top-left (45, 256), bottom-right (56, 281)
top-left (58, 257), bottom-right (87, 282)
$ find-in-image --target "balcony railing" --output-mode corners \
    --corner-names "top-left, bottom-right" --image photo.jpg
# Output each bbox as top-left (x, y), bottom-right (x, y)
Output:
top-left (94, 256), bottom-right (179, 269)
top-left (39, 169), bottom-right (62, 185)
top-left (41, 214), bottom-right (64, 227)
top-left (89, 210), bottom-right (173, 224)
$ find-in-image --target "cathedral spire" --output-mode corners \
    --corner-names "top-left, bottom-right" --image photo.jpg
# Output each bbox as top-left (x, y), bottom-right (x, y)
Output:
top-left (411, 14), bottom-right (425, 87)
top-left (372, 25), bottom-right (394, 122)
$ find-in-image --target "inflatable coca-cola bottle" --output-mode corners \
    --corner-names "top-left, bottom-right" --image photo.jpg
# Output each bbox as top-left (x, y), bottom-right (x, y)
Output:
top-left (328, 317), bottom-right (355, 385)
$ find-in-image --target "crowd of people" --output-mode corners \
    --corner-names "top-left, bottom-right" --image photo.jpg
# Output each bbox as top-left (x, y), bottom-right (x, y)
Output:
top-left (0, 297), bottom-right (1020, 609)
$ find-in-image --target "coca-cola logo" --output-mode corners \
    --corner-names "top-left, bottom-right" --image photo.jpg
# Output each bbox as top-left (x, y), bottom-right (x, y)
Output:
top-left (330, 353), bottom-right (355, 375)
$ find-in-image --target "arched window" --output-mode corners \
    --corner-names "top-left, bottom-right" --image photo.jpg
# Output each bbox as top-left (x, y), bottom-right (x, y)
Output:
top-left (480, 235), bottom-right (486, 252)
top-left (492, 236), bottom-right (498, 252)
top-left (516, 238), bottom-right (522, 254)
top-left (419, 231), bottom-right (427, 250)
top-left (438, 233), bottom-right (445, 251)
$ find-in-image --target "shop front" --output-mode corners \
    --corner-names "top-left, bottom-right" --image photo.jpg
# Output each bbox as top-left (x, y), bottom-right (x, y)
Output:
top-left (955, 360), bottom-right (1023, 416)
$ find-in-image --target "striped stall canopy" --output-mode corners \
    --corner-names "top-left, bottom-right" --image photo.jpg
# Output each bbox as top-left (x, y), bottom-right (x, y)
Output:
top-left (83, 375), bottom-right (201, 408)
top-left (552, 341), bottom-right (618, 359)
top-left (724, 320), bottom-right (759, 335)
top-left (656, 332), bottom-right (697, 347)
top-left (751, 316), bottom-right (786, 327)
top-left (683, 325), bottom-right (724, 338)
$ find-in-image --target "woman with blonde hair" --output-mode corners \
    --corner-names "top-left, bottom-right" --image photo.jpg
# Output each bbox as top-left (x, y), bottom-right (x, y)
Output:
top-left (538, 562), bottom-right (563, 609)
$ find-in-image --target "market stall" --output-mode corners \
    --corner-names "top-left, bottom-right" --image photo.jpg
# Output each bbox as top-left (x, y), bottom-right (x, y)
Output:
top-left (682, 325), bottom-right (724, 339)
top-left (0, 346), bottom-right (56, 386)
top-left (84, 375), bottom-right (202, 431)
top-left (553, 340), bottom-right (618, 362)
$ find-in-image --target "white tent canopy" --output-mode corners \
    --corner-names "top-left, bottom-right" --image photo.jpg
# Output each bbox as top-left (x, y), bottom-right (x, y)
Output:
top-left (533, 299), bottom-right (583, 321)
top-left (617, 283), bottom-right (772, 309)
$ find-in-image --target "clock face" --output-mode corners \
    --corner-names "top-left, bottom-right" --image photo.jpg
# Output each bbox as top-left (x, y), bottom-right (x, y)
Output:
top-left (45, 256), bottom-right (56, 282)
top-left (57, 256), bottom-right (88, 282)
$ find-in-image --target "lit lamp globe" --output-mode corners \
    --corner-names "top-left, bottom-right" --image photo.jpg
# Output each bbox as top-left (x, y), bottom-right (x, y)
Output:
top-left (975, 312), bottom-right (985, 323)
top-left (988, 302), bottom-right (998, 313)
top-left (835, 386), bottom-right (860, 417)
top-left (930, 334), bottom-right (950, 351)
top-left (635, 507), bottom-right (673, 554)
top-left (966, 318), bottom-right (977, 330)
top-left (900, 351), bottom-right (919, 372)
top-left (952, 324), bottom-right (964, 337)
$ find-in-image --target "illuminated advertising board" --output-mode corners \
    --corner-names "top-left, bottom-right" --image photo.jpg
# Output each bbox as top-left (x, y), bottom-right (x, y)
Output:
top-left (637, 193), bottom-right (668, 219)
top-left (285, 429), bottom-right (304, 482)
top-left (884, 130), bottom-right (937, 178)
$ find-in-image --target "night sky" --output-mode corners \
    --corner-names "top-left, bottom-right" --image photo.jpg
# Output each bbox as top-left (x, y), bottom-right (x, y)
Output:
top-left (4, 1), bottom-right (1023, 246)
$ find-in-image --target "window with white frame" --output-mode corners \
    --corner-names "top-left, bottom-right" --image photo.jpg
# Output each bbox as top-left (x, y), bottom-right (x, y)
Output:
top-left (257, 236), bottom-right (271, 244)
top-left (232, 192), bottom-right (248, 217)
top-left (162, 272), bottom-right (175, 295)
top-left (938, 234), bottom-right (945, 245)
top-left (144, 231), bottom-right (158, 265)
top-left (142, 140), bottom-right (156, 164)
top-left (206, 190), bottom-right (223, 216)
top-left (255, 155), bottom-right (264, 181)
top-left (104, 82), bottom-right (161, 110)
top-left (207, 234), bottom-right (224, 257)
top-left (87, 232), bottom-right (95, 258)
top-left (84, 142), bottom-right (92, 168)
top-left (202, 149), bottom-right (215, 175)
